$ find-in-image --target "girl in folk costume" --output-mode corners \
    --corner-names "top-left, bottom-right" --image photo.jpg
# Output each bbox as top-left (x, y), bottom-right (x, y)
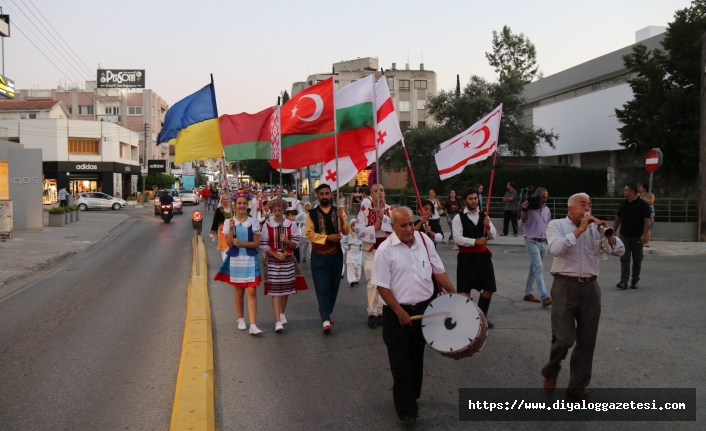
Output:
top-left (259, 199), bottom-right (300, 332)
top-left (210, 194), bottom-right (234, 260)
top-left (213, 191), bottom-right (263, 335)
top-left (341, 219), bottom-right (363, 286)
top-left (296, 202), bottom-right (312, 262)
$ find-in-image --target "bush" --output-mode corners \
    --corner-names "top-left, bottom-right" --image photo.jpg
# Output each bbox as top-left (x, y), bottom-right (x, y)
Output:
top-left (66, 206), bottom-right (77, 211)
top-left (49, 208), bottom-right (66, 215)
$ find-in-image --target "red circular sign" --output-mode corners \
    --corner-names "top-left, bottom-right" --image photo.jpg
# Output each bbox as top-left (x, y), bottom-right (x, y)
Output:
top-left (645, 149), bottom-right (660, 173)
top-left (192, 211), bottom-right (203, 222)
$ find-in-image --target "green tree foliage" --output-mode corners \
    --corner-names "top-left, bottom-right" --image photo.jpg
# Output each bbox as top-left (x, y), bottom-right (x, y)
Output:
top-left (281, 90), bottom-right (290, 104)
top-left (485, 25), bottom-right (541, 83)
top-left (615, 1), bottom-right (706, 179)
top-left (240, 159), bottom-right (292, 186)
top-left (137, 173), bottom-right (177, 190)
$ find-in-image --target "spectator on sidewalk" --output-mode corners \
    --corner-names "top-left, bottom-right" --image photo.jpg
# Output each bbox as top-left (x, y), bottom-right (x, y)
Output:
top-left (476, 184), bottom-right (484, 210)
top-left (614, 183), bottom-right (651, 290)
top-left (58, 186), bottom-right (68, 208)
top-left (501, 182), bottom-right (518, 237)
top-left (639, 184), bottom-right (656, 247)
top-left (519, 187), bottom-right (552, 306)
top-left (444, 190), bottom-right (460, 245)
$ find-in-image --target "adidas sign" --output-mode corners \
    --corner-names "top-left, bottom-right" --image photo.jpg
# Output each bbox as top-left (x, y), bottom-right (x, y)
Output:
top-left (75, 164), bottom-right (98, 170)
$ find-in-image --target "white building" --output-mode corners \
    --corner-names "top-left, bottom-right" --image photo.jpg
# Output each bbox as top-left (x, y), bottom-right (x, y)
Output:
top-left (0, 118), bottom-right (140, 202)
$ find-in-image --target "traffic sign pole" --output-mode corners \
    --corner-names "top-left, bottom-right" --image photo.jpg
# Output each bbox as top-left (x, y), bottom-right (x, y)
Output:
top-left (644, 148), bottom-right (663, 194)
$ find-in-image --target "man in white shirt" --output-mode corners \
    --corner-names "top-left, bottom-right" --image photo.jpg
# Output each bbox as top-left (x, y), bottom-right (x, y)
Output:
top-left (58, 186), bottom-right (68, 208)
top-left (371, 207), bottom-right (457, 426)
top-left (542, 193), bottom-right (625, 402)
top-left (452, 187), bottom-right (498, 328)
top-left (288, 190), bottom-right (302, 214)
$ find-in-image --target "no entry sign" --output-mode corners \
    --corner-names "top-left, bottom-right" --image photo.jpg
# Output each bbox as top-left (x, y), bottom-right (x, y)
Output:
top-left (192, 211), bottom-right (203, 222)
top-left (645, 148), bottom-right (663, 173)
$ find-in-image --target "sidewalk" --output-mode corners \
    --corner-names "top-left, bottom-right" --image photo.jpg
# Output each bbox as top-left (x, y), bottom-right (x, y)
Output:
top-left (0, 210), bottom-right (131, 287)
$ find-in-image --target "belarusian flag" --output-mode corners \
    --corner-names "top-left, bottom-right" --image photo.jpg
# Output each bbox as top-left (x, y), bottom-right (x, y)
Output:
top-left (220, 106), bottom-right (276, 160)
top-left (272, 76), bottom-right (378, 169)
top-left (322, 76), bottom-right (402, 189)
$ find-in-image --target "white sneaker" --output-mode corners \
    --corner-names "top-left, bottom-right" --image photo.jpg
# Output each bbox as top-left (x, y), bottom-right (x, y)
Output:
top-left (237, 319), bottom-right (246, 331)
top-left (249, 324), bottom-right (262, 335)
top-left (280, 313), bottom-right (287, 325)
top-left (275, 322), bottom-right (284, 332)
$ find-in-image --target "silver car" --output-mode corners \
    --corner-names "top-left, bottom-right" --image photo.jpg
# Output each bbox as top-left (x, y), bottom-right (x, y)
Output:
top-left (75, 192), bottom-right (127, 211)
top-left (179, 189), bottom-right (200, 205)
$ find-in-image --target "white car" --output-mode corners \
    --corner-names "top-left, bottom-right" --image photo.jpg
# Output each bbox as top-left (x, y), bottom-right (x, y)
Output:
top-left (179, 189), bottom-right (200, 205)
top-left (75, 192), bottom-right (127, 211)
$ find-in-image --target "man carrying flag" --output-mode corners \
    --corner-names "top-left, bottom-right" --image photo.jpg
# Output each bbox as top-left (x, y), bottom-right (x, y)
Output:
top-left (157, 78), bottom-right (223, 164)
top-left (435, 105), bottom-right (503, 328)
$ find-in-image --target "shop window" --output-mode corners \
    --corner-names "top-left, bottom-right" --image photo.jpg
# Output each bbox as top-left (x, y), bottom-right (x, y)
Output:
top-left (69, 139), bottom-right (100, 155)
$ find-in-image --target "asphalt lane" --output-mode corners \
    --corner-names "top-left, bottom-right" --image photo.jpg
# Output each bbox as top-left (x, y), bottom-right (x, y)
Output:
top-left (0, 204), bottom-right (200, 430)
top-left (208, 232), bottom-right (706, 431)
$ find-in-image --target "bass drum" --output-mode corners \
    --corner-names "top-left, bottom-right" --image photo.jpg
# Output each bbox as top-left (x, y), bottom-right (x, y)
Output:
top-left (421, 293), bottom-right (488, 360)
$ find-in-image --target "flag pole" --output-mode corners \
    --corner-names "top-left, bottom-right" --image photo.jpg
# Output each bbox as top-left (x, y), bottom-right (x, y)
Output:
top-left (277, 97), bottom-right (283, 205)
top-left (400, 137), bottom-right (424, 212)
top-left (483, 148), bottom-right (498, 235)
top-left (373, 73), bottom-right (380, 212)
top-left (332, 74), bottom-right (341, 233)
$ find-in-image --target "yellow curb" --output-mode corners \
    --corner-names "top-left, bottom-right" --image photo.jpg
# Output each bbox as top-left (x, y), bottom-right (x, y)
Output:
top-left (170, 236), bottom-right (215, 431)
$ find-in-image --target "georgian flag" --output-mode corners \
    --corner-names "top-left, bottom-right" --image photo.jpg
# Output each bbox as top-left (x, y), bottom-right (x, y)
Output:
top-left (322, 77), bottom-right (403, 190)
top-left (434, 104), bottom-right (503, 180)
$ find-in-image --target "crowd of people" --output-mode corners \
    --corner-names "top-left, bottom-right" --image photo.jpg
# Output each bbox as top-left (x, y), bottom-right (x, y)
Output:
top-left (205, 180), bottom-right (656, 426)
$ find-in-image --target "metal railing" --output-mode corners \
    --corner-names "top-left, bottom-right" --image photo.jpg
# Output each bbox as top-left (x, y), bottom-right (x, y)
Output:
top-left (383, 195), bottom-right (699, 223)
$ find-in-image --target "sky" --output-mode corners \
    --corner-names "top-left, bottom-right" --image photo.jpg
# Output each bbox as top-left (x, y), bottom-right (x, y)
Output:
top-left (0, 0), bottom-right (691, 115)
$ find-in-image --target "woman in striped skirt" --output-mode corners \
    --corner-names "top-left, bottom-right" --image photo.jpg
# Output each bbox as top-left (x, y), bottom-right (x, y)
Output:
top-left (260, 198), bottom-right (300, 332)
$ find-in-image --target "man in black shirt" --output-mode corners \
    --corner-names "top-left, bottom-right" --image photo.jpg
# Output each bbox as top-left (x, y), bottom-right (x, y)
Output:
top-left (613, 183), bottom-right (651, 289)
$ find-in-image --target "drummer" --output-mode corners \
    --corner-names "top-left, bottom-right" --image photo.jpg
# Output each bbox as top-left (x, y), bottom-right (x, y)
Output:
top-left (371, 206), bottom-right (458, 426)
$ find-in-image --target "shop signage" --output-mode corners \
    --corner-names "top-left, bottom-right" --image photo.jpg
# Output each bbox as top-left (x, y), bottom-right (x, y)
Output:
top-left (49, 162), bottom-right (115, 173)
top-left (148, 160), bottom-right (167, 173)
top-left (97, 69), bottom-right (145, 89)
top-left (0, 161), bottom-right (8, 200)
top-left (0, 74), bottom-right (15, 99)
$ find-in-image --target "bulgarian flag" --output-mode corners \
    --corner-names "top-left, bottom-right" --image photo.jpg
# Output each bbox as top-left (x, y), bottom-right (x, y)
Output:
top-left (271, 76), bottom-right (377, 169)
top-left (220, 106), bottom-right (276, 160)
top-left (322, 76), bottom-right (402, 189)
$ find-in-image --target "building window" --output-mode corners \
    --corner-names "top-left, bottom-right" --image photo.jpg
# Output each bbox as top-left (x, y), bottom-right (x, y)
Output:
top-left (78, 105), bottom-right (94, 115)
top-left (399, 121), bottom-right (411, 130)
top-left (386, 76), bottom-right (394, 91)
top-left (417, 121), bottom-right (426, 129)
top-left (28, 113), bottom-right (37, 119)
top-left (399, 101), bottom-right (410, 112)
top-left (128, 106), bottom-right (143, 116)
top-left (66, 106), bottom-right (72, 115)
top-left (68, 139), bottom-right (100, 155)
top-left (105, 106), bottom-right (120, 115)
top-left (414, 80), bottom-right (427, 89)
top-left (417, 100), bottom-right (426, 110)
top-left (399, 80), bottom-right (410, 91)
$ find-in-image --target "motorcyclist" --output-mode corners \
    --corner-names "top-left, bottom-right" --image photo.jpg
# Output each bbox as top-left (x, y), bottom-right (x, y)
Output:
top-left (159, 190), bottom-right (174, 206)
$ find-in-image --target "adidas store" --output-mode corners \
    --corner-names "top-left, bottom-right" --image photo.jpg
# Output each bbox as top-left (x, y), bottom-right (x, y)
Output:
top-left (43, 161), bottom-right (140, 201)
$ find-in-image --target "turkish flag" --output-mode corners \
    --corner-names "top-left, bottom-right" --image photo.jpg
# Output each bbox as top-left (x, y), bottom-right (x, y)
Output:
top-left (434, 104), bottom-right (503, 180)
top-left (280, 77), bottom-right (335, 137)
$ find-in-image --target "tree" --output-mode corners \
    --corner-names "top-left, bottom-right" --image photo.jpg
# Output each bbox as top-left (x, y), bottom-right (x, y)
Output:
top-left (281, 90), bottom-right (290, 104)
top-left (485, 25), bottom-right (541, 83)
top-left (615, 1), bottom-right (706, 179)
top-left (137, 173), bottom-right (177, 190)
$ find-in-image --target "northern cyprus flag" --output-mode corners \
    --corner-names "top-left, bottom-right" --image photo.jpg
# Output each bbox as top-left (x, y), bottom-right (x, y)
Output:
top-left (322, 76), bottom-right (403, 189)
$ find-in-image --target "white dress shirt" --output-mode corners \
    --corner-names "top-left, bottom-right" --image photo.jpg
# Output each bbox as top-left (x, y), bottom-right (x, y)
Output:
top-left (451, 207), bottom-right (497, 247)
top-left (547, 217), bottom-right (625, 278)
top-left (371, 231), bottom-right (445, 305)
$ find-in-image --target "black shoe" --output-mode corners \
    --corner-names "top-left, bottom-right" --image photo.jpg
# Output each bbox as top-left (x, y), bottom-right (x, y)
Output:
top-left (367, 315), bottom-right (377, 329)
top-left (630, 281), bottom-right (638, 289)
top-left (376, 315), bottom-right (383, 326)
top-left (350, 282), bottom-right (355, 287)
top-left (400, 416), bottom-right (416, 427)
top-left (487, 320), bottom-right (494, 329)
top-left (616, 282), bottom-right (628, 290)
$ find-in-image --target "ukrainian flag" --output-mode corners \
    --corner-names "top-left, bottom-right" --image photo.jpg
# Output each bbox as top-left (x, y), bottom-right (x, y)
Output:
top-left (157, 81), bottom-right (223, 164)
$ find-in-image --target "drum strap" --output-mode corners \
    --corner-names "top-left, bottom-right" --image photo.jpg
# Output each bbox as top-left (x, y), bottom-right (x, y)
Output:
top-left (418, 232), bottom-right (443, 294)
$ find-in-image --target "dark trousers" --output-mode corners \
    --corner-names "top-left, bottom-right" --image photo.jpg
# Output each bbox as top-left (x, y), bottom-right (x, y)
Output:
top-left (542, 277), bottom-right (601, 395)
top-left (382, 300), bottom-right (430, 419)
top-left (503, 210), bottom-right (518, 235)
top-left (293, 247), bottom-right (301, 263)
top-left (310, 251), bottom-right (343, 322)
top-left (619, 236), bottom-right (643, 283)
top-left (59, 199), bottom-right (67, 208)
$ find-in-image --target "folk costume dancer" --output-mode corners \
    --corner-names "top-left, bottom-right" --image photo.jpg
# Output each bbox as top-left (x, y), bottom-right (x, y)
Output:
top-left (452, 187), bottom-right (498, 328)
top-left (305, 184), bottom-right (350, 333)
top-left (542, 193), bottom-right (625, 401)
top-left (341, 219), bottom-right (363, 286)
top-left (371, 207), bottom-right (458, 426)
top-left (259, 199), bottom-right (300, 332)
top-left (210, 194), bottom-right (234, 261)
top-left (357, 184), bottom-right (393, 329)
top-left (249, 191), bottom-right (264, 219)
top-left (296, 202), bottom-right (312, 262)
top-left (213, 191), bottom-right (262, 335)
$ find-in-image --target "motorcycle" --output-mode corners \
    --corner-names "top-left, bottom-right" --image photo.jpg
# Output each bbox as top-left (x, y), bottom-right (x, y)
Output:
top-left (160, 203), bottom-right (174, 223)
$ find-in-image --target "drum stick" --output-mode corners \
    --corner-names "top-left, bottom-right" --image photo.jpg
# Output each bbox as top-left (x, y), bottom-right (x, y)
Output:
top-left (410, 311), bottom-right (450, 321)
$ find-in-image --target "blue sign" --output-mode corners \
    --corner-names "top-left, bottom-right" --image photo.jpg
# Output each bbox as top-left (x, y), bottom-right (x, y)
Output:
top-left (182, 174), bottom-right (195, 189)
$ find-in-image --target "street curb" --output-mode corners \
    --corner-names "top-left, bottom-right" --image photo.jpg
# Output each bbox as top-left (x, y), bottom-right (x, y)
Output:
top-left (170, 236), bottom-right (215, 431)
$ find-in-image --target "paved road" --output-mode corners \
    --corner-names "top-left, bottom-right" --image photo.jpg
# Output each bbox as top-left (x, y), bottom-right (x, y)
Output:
top-left (0, 205), bottom-right (200, 430)
top-left (209, 234), bottom-right (706, 430)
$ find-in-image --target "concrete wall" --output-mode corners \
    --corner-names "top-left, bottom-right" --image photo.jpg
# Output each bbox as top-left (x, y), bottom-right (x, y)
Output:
top-left (651, 223), bottom-right (698, 242)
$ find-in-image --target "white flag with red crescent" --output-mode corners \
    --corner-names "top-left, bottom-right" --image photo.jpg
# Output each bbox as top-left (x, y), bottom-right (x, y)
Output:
top-left (434, 104), bottom-right (503, 180)
top-left (322, 77), bottom-right (402, 190)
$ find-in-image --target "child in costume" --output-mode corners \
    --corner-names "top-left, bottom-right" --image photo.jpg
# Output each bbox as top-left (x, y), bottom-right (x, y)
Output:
top-left (341, 219), bottom-right (363, 286)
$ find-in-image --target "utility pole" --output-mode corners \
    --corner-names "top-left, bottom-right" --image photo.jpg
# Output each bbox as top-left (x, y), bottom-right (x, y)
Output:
top-left (142, 122), bottom-right (150, 202)
top-left (698, 33), bottom-right (706, 242)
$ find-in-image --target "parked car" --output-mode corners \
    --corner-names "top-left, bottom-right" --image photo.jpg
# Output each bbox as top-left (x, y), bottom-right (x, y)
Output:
top-left (75, 193), bottom-right (127, 211)
top-left (179, 189), bottom-right (200, 205)
top-left (154, 190), bottom-right (183, 215)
